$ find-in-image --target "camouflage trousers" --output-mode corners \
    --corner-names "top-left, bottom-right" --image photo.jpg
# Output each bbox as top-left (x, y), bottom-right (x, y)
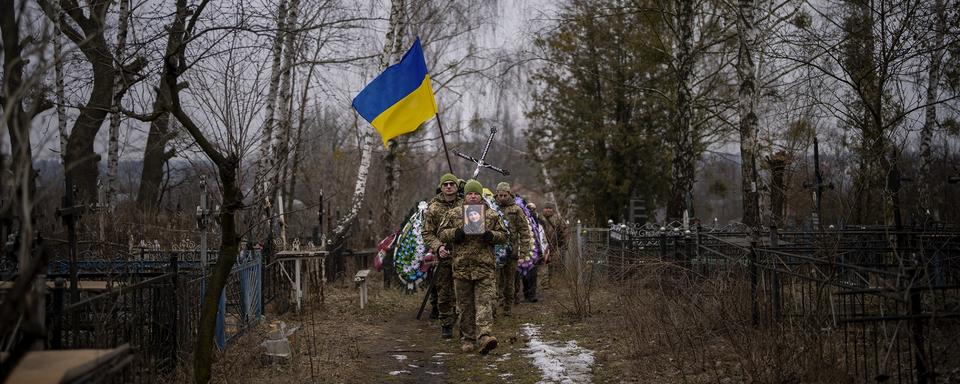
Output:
top-left (436, 259), bottom-right (456, 327)
top-left (496, 259), bottom-right (517, 314)
top-left (454, 276), bottom-right (495, 341)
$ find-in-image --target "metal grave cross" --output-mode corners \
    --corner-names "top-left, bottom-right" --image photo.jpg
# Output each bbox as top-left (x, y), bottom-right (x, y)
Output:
top-left (802, 135), bottom-right (833, 228)
top-left (453, 126), bottom-right (510, 178)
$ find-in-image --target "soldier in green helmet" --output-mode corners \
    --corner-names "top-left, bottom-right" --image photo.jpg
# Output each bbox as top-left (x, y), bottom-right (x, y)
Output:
top-left (494, 182), bottom-right (531, 317)
top-left (439, 179), bottom-right (507, 354)
top-left (421, 173), bottom-right (461, 339)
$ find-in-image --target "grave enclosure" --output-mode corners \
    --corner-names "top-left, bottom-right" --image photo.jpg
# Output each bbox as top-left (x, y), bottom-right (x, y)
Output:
top-left (578, 221), bottom-right (960, 384)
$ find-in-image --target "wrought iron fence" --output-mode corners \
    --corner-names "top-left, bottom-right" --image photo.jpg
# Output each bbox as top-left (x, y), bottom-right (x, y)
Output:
top-left (43, 250), bottom-right (264, 382)
top-left (583, 225), bottom-right (960, 383)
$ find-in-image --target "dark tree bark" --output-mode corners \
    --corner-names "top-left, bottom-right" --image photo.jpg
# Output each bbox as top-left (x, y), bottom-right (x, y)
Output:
top-left (159, 1), bottom-right (239, 382)
top-left (38, 0), bottom-right (118, 202)
top-left (667, 0), bottom-right (696, 221)
top-left (136, 16), bottom-right (183, 210)
top-left (1, 0), bottom-right (35, 210)
top-left (767, 152), bottom-right (789, 228)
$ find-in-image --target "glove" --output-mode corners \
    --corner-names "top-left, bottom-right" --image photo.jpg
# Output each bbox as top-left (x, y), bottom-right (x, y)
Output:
top-left (454, 228), bottom-right (465, 242)
top-left (482, 230), bottom-right (494, 242)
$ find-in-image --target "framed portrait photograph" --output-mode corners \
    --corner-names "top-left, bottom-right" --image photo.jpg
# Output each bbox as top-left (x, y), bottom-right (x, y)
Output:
top-left (463, 204), bottom-right (485, 235)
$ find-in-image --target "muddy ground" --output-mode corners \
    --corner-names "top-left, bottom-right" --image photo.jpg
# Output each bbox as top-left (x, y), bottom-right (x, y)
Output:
top-left (208, 270), bottom-right (643, 383)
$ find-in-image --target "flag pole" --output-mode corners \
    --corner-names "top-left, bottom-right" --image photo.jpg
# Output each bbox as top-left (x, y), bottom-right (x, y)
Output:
top-left (434, 113), bottom-right (454, 173)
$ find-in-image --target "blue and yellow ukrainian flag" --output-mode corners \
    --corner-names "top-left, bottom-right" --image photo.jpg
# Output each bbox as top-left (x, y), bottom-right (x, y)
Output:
top-left (352, 38), bottom-right (438, 146)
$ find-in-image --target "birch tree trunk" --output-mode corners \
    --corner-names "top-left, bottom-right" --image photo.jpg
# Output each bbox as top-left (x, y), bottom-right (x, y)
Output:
top-left (330, 0), bottom-right (406, 250)
top-left (736, 0), bottom-right (760, 230)
top-left (256, 0), bottom-right (289, 210)
top-left (918, 0), bottom-right (946, 219)
top-left (53, 0), bottom-right (67, 164)
top-left (380, 0), bottom-right (407, 234)
top-left (106, 0), bottom-right (131, 207)
top-left (273, 0), bottom-right (301, 202)
top-left (667, 0), bottom-right (696, 220)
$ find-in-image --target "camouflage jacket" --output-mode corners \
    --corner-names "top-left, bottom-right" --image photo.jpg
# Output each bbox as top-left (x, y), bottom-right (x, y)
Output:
top-left (421, 194), bottom-right (462, 261)
top-left (499, 199), bottom-right (531, 260)
top-left (543, 214), bottom-right (567, 250)
top-left (439, 203), bottom-right (507, 280)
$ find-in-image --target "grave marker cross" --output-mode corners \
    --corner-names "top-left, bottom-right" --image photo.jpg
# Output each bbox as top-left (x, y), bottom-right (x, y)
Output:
top-left (453, 126), bottom-right (510, 179)
top-left (802, 136), bottom-right (834, 228)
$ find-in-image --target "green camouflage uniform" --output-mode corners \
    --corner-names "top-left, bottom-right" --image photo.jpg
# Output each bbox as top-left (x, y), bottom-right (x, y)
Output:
top-left (421, 194), bottom-right (462, 328)
top-left (439, 203), bottom-right (507, 342)
top-left (496, 199), bottom-right (531, 315)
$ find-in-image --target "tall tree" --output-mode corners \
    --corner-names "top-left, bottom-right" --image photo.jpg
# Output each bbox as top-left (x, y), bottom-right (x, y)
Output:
top-left (106, 0), bottom-right (132, 206)
top-left (329, 0), bottom-right (406, 250)
top-left (1, 0), bottom-right (36, 210)
top-left (379, 0), bottom-right (406, 237)
top-left (159, 1), bottom-right (240, 381)
top-left (529, 0), bottom-right (670, 225)
top-left (918, 0), bottom-right (947, 219)
top-left (271, 0), bottom-right (302, 235)
top-left (135, 1), bottom-right (196, 210)
top-left (37, 0), bottom-right (130, 201)
top-left (255, 0), bottom-right (290, 214)
top-left (736, 0), bottom-right (760, 229)
top-left (668, 0), bottom-right (698, 221)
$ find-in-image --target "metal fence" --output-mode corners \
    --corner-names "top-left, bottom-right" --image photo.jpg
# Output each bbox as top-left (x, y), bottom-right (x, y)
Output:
top-left (582, 225), bottom-right (960, 384)
top-left (43, 250), bottom-right (264, 382)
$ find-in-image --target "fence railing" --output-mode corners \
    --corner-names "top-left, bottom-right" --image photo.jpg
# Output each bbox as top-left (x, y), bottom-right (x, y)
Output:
top-left (581, 226), bottom-right (960, 384)
top-left (44, 251), bottom-right (263, 382)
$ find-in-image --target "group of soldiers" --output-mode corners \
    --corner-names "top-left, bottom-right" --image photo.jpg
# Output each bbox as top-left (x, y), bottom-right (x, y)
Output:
top-left (421, 173), bottom-right (567, 355)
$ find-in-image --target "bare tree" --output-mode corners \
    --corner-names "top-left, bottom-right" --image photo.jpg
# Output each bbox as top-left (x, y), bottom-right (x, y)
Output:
top-left (0, 1), bottom-right (54, 378)
top-left (918, 0), bottom-right (948, 218)
top-left (38, 0), bottom-right (144, 201)
top-left (328, 0), bottom-right (406, 251)
top-left (155, 1), bottom-right (241, 382)
top-left (736, 0), bottom-right (760, 229)
top-left (106, 0), bottom-right (132, 206)
top-left (255, 0), bottom-right (289, 218)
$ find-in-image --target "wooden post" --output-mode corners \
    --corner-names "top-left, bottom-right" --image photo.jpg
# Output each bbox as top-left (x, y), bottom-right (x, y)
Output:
top-left (294, 259), bottom-right (302, 311)
top-left (749, 241), bottom-right (759, 327)
top-left (51, 278), bottom-right (65, 349)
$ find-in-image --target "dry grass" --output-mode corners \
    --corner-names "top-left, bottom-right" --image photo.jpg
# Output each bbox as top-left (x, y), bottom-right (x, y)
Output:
top-left (616, 261), bottom-right (853, 383)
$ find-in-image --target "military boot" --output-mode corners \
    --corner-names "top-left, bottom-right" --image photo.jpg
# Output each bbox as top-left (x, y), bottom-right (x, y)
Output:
top-left (478, 335), bottom-right (498, 354)
top-left (441, 325), bottom-right (453, 339)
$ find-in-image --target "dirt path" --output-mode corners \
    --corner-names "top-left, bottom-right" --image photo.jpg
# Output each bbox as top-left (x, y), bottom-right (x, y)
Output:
top-left (355, 290), bottom-right (553, 383)
top-left (214, 275), bottom-right (614, 384)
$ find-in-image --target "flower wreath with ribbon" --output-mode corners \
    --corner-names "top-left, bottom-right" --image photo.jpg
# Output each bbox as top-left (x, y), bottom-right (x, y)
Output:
top-left (392, 201), bottom-right (432, 285)
top-left (483, 195), bottom-right (511, 266)
top-left (516, 195), bottom-right (549, 276)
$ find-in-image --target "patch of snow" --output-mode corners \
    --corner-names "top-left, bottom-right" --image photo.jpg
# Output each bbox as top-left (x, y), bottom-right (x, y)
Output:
top-left (500, 373), bottom-right (514, 378)
top-left (391, 354), bottom-right (407, 361)
top-left (426, 371), bottom-right (443, 376)
top-left (388, 370), bottom-right (410, 375)
top-left (520, 323), bottom-right (595, 384)
top-left (408, 364), bottom-right (420, 368)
